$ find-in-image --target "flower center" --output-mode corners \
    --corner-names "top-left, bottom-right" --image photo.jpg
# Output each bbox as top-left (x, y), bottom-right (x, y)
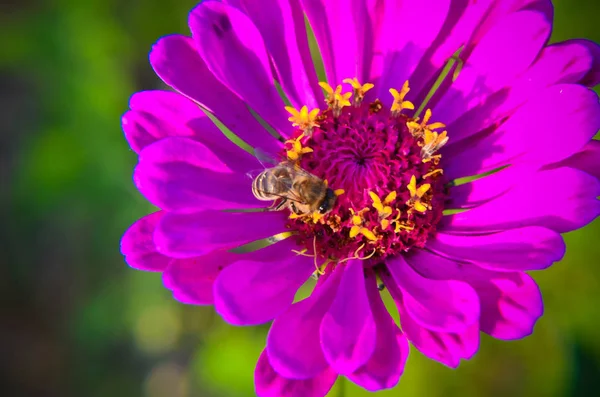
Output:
top-left (279, 80), bottom-right (448, 271)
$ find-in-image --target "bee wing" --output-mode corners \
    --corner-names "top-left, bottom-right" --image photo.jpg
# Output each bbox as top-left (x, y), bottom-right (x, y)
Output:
top-left (254, 183), bottom-right (308, 206)
top-left (245, 168), bottom-right (265, 180)
top-left (253, 148), bottom-right (322, 181)
top-left (278, 161), bottom-right (325, 182)
top-left (253, 147), bottom-right (282, 168)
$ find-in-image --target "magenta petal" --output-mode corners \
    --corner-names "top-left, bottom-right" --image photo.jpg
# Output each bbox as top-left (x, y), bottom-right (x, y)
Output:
top-left (447, 165), bottom-right (534, 209)
top-left (555, 139), bottom-right (600, 180)
top-left (267, 265), bottom-right (343, 379)
top-left (443, 167), bottom-right (600, 233)
top-left (575, 39), bottom-right (600, 86)
top-left (189, 2), bottom-right (291, 136)
top-left (121, 211), bottom-right (171, 272)
top-left (433, 10), bottom-right (550, 126)
top-left (446, 40), bottom-right (595, 147)
top-left (407, 250), bottom-right (544, 340)
top-left (234, 0), bottom-right (322, 109)
top-left (154, 210), bottom-right (286, 258)
top-left (385, 273), bottom-right (478, 368)
top-left (408, 0), bottom-right (491, 104)
top-left (165, 242), bottom-right (298, 306)
top-left (123, 90), bottom-right (207, 153)
top-left (301, 0), bottom-right (361, 85)
top-left (149, 34), bottom-right (280, 152)
top-left (255, 351), bottom-right (337, 397)
top-left (386, 255), bottom-right (479, 333)
top-left (376, 0), bottom-right (450, 104)
top-left (134, 137), bottom-right (260, 212)
top-left (401, 308), bottom-right (478, 368)
top-left (347, 272), bottom-right (408, 391)
top-left (162, 249), bottom-right (240, 305)
top-left (123, 90), bottom-right (258, 173)
top-left (475, 271), bottom-right (544, 340)
top-left (445, 84), bottom-right (600, 180)
top-left (214, 241), bottom-right (315, 325)
top-left (428, 227), bottom-right (565, 272)
top-left (320, 260), bottom-right (376, 374)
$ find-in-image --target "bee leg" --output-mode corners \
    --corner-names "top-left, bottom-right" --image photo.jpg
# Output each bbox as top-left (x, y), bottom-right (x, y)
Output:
top-left (272, 198), bottom-right (288, 211)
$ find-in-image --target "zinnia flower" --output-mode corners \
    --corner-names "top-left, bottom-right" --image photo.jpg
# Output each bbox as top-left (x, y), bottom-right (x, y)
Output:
top-left (121, 0), bottom-right (600, 395)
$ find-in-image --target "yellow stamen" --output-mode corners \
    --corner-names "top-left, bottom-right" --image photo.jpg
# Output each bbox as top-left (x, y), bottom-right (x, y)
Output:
top-left (407, 108), bottom-right (445, 138)
top-left (311, 212), bottom-right (323, 223)
top-left (421, 129), bottom-right (449, 162)
top-left (343, 77), bottom-right (374, 106)
top-left (389, 81), bottom-right (415, 116)
top-left (368, 191), bottom-right (397, 229)
top-left (391, 211), bottom-right (414, 233)
top-left (284, 132), bottom-right (313, 162)
top-left (289, 210), bottom-right (322, 224)
top-left (395, 221), bottom-right (414, 233)
top-left (407, 175), bottom-right (431, 213)
top-left (319, 82), bottom-right (351, 117)
top-left (334, 189), bottom-right (345, 196)
top-left (348, 208), bottom-right (377, 241)
top-left (423, 169), bottom-right (444, 179)
top-left (285, 105), bottom-right (320, 136)
top-left (337, 243), bottom-right (377, 264)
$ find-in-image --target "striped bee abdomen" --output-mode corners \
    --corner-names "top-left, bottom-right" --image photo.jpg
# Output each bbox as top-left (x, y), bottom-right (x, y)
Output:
top-left (251, 169), bottom-right (275, 201)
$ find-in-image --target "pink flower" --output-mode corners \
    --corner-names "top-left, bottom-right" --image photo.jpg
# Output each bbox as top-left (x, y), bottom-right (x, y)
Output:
top-left (121, 1), bottom-right (600, 395)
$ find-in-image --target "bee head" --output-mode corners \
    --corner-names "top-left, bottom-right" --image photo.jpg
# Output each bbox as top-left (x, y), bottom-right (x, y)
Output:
top-left (318, 188), bottom-right (337, 214)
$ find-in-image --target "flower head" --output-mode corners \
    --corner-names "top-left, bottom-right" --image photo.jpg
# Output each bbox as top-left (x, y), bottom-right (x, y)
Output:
top-left (121, 1), bottom-right (600, 396)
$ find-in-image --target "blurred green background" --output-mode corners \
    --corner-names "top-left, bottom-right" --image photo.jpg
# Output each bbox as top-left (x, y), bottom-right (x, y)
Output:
top-left (2, 0), bottom-right (600, 396)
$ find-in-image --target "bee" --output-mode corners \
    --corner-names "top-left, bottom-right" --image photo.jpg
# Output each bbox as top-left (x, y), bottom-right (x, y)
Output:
top-left (249, 151), bottom-right (337, 216)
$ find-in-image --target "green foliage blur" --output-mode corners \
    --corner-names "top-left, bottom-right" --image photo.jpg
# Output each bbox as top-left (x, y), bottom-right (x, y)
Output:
top-left (2, 0), bottom-right (599, 396)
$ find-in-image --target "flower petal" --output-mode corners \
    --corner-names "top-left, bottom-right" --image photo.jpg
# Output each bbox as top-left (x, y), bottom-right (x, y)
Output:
top-left (445, 40), bottom-right (595, 147)
top-left (447, 165), bottom-right (533, 209)
top-left (149, 34), bottom-right (280, 151)
top-left (576, 39), bottom-right (600, 86)
top-left (476, 271), bottom-right (544, 340)
top-left (410, 0), bottom-right (554, 105)
top-left (189, 1), bottom-right (291, 136)
top-left (347, 272), bottom-right (409, 391)
top-left (320, 260), bottom-right (376, 374)
top-left (433, 11), bottom-right (550, 126)
top-left (376, 0), bottom-right (450, 104)
top-left (214, 240), bottom-right (315, 325)
top-left (407, 250), bottom-right (544, 340)
top-left (386, 255), bottom-right (479, 333)
top-left (445, 84), bottom-right (600, 180)
top-left (234, 0), bottom-right (322, 109)
top-left (154, 210), bottom-right (287, 258)
top-left (267, 265), bottom-right (343, 379)
top-left (164, 242), bottom-right (296, 306)
top-left (554, 139), bottom-right (600, 181)
top-left (407, 0), bottom-right (492, 104)
top-left (121, 211), bottom-right (171, 272)
top-left (255, 350), bottom-right (337, 397)
top-left (134, 137), bottom-right (260, 213)
top-left (427, 227), bottom-right (565, 272)
top-left (123, 90), bottom-right (258, 172)
top-left (162, 249), bottom-right (238, 305)
top-left (385, 272), bottom-right (478, 368)
top-left (443, 167), bottom-right (600, 233)
top-left (301, 0), bottom-right (361, 85)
